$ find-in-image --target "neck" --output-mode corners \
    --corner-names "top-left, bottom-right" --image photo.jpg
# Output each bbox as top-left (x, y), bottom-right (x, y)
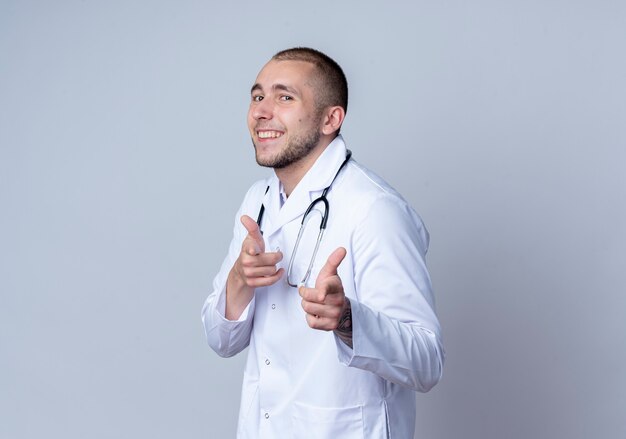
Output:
top-left (276, 135), bottom-right (335, 197)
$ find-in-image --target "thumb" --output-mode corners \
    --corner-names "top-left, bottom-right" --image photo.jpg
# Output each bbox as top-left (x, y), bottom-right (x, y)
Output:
top-left (316, 247), bottom-right (347, 284)
top-left (241, 215), bottom-right (265, 254)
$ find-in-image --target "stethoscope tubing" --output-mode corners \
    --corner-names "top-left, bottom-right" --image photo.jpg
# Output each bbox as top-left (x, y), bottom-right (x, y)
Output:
top-left (256, 150), bottom-right (352, 287)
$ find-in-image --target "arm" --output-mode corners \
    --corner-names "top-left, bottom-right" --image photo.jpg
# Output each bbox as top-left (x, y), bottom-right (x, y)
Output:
top-left (201, 207), bottom-right (283, 358)
top-left (341, 194), bottom-right (444, 392)
top-left (299, 194), bottom-right (444, 391)
top-left (335, 298), bottom-right (443, 392)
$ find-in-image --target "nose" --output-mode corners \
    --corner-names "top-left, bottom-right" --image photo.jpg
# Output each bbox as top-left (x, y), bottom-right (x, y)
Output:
top-left (250, 97), bottom-right (273, 120)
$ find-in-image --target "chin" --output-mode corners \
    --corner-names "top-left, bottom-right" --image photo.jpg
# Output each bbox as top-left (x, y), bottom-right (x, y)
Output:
top-left (254, 150), bottom-right (277, 168)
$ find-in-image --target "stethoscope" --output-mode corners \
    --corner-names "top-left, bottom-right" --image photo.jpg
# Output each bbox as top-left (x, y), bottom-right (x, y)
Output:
top-left (256, 150), bottom-right (352, 288)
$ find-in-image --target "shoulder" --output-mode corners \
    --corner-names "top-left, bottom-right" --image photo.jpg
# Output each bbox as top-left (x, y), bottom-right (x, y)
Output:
top-left (340, 160), bottom-right (414, 214)
top-left (337, 160), bottom-right (429, 248)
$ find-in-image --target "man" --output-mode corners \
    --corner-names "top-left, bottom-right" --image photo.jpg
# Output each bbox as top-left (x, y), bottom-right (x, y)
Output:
top-left (202, 47), bottom-right (444, 438)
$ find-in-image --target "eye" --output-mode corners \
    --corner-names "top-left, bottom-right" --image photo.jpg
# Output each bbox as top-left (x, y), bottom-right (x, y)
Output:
top-left (252, 95), bottom-right (263, 102)
top-left (279, 95), bottom-right (293, 101)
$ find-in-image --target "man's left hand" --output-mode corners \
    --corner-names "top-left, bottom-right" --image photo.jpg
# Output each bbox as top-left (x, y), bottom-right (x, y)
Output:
top-left (299, 247), bottom-right (349, 331)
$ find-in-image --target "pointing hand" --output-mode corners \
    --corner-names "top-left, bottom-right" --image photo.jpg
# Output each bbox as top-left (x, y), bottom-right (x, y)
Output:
top-left (298, 247), bottom-right (349, 331)
top-left (226, 215), bottom-right (284, 320)
top-left (234, 215), bottom-right (284, 288)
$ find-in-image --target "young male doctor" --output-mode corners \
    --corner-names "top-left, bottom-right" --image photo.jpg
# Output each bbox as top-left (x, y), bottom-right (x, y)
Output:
top-left (202, 47), bottom-right (444, 439)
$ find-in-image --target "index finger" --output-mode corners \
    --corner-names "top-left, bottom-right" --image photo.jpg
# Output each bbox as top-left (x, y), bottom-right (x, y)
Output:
top-left (241, 215), bottom-right (265, 253)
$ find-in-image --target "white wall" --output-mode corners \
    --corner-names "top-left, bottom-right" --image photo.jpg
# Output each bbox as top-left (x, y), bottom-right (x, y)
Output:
top-left (1, 1), bottom-right (624, 438)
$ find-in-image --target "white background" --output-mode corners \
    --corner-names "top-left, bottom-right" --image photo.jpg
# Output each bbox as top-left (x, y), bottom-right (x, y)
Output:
top-left (1, 1), bottom-right (625, 438)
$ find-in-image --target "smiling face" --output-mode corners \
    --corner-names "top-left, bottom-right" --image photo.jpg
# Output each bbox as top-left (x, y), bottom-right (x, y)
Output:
top-left (248, 60), bottom-right (325, 169)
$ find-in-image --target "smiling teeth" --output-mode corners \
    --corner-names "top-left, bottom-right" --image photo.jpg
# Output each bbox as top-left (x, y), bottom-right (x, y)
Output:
top-left (258, 131), bottom-right (283, 139)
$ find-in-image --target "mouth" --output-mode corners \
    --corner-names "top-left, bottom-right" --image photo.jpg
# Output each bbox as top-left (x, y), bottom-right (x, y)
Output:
top-left (257, 130), bottom-right (284, 140)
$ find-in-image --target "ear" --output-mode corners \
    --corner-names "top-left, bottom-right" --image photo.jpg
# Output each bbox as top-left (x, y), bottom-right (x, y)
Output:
top-left (321, 106), bottom-right (345, 136)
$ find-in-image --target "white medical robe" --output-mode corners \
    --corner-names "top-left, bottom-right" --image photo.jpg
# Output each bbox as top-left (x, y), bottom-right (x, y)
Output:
top-left (202, 135), bottom-right (444, 438)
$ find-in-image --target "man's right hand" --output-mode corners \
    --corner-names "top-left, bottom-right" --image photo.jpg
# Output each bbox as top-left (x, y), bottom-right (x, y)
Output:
top-left (225, 215), bottom-right (284, 320)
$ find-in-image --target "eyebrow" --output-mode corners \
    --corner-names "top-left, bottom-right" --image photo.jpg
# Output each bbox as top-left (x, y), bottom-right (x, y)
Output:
top-left (250, 83), bottom-right (300, 96)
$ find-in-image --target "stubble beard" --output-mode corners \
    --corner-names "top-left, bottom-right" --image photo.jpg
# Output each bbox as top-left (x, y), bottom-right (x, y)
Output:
top-left (254, 128), bottom-right (321, 170)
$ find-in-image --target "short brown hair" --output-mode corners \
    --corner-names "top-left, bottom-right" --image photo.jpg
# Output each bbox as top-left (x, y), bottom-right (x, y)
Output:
top-left (272, 47), bottom-right (348, 114)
